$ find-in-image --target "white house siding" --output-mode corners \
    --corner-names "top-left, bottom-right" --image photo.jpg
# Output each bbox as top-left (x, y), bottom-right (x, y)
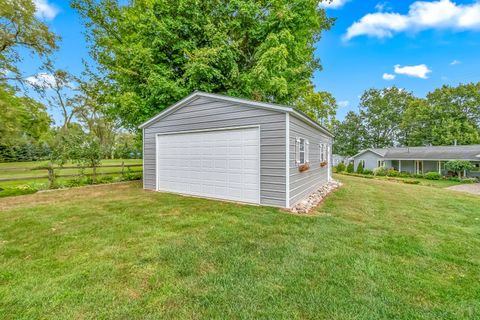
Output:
top-left (143, 96), bottom-right (287, 207)
top-left (288, 115), bottom-right (333, 206)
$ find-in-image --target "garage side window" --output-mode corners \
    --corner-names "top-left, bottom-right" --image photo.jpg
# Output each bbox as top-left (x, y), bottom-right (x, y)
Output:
top-left (320, 143), bottom-right (326, 162)
top-left (295, 138), bottom-right (309, 165)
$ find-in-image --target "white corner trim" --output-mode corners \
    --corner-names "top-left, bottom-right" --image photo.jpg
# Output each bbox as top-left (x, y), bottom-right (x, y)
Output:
top-left (285, 113), bottom-right (290, 208)
top-left (155, 134), bottom-right (159, 191)
top-left (142, 128), bottom-right (145, 189)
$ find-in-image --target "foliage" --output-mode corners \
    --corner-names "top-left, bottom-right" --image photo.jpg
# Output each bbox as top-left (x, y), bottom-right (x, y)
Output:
top-left (0, 83), bottom-right (53, 161)
top-left (334, 83), bottom-right (480, 155)
top-left (0, 0), bottom-right (58, 81)
top-left (346, 162), bottom-right (354, 173)
top-left (403, 180), bottom-right (420, 185)
top-left (359, 87), bottom-right (415, 148)
top-left (332, 111), bottom-right (367, 156)
top-left (0, 184), bottom-right (37, 198)
top-left (402, 83), bottom-right (480, 146)
top-left (386, 168), bottom-right (399, 177)
top-left (72, 0), bottom-right (335, 129)
top-left (424, 172), bottom-right (442, 180)
top-left (373, 166), bottom-right (387, 176)
top-left (445, 160), bottom-right (475, 177)
top-left (356, 161), bottom-right (364, 174)
top-left (336, 162), bottom-right (346, 173)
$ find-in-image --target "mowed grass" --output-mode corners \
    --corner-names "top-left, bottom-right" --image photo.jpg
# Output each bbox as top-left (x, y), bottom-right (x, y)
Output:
top-left (0, 159), bottom-right (142, 189)
top-left (0, 176), bottom-right (479, 319)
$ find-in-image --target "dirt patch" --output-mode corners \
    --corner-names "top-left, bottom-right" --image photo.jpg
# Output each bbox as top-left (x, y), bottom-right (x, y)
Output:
top-left (0, 181), bottom-right (142, 211)
top-left (447, 183), bottom-right (480, 195)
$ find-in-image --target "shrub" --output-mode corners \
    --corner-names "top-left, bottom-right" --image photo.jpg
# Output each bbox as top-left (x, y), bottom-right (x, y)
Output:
top-left (0, 185), bottom-right (38, 198)
top-left (445, 160), bottom-right (474, 177)
top-left (97, 175), bottom-right (114, 184)
top-left (363, 169), bottom-right (373, 175)
top-left (373, 166), bottom-right (387, 176)
top-left (461, 178), bottom-right (478, 184)
top-left (447, 177), bottom-right (461, 182)
top-left (424, 172), bottom-right (441, 180)
top-left (336, 162), bottom-right (346, 173)
top-left (386, 169), bottom-right (399, 177)
top-left (413, 174), bottom-right (424, 179)
top-left (403, 180), bottom-right (420, 184)
top-left (346, 163), bottom-right (354, 173)
top-left (64, 178), bottom-right (84, 188)
top-left (398, 172), bottom-right (412, 178)
top-left (356, 162), bottom-right (364, 174)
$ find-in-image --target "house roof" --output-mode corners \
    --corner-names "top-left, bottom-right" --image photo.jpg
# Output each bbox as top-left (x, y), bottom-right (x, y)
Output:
top-left (354, 145), bottom-right (480, 161)
top-left (352, 148), bottom-right (388, 158)
top-left (138, 91), bottom-right (333, 137)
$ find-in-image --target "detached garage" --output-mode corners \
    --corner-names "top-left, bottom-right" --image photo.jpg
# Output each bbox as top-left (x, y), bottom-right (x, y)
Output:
top-left (139, 92), bottom-right (333, 208)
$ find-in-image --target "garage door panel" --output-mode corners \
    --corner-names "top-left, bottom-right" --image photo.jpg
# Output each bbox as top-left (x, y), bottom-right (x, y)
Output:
top-left (157, 127), bottom-right (260, 204)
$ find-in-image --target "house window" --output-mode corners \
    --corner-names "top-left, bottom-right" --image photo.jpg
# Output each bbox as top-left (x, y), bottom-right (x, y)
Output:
top-left (320, 143), bottom-right (326, 162)
top-left (360, 160), bottom-right (366, 167)
top-left (296, 138), bottom-right (309, 165)
top-left (377, 160), bottom-right (385, 167)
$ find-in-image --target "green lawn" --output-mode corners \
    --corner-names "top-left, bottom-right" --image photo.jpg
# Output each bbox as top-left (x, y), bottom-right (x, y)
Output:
top-left (0, 176), bottom-right (479, 319)
top-left (339, 172), bottom-right (470, 188)
top-left (0, 159), bottom-right (142, 189)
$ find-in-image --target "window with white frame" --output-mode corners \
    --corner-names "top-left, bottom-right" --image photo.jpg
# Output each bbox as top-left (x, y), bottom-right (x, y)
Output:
top-left (377, 160), bottom-right (385, 167)
top-left (320, 143), bottom-right (326, 162)
top-left (359, 160), bottom-right (365, 167)
top-left (295, 137), bottom-right (309, 165)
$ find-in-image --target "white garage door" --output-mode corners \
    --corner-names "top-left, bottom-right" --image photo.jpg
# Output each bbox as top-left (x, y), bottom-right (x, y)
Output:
top-left (156, 127), bottom-right (260, 204)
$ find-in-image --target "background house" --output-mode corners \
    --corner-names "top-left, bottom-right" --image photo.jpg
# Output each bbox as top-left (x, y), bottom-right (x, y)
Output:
top-left (353, 145), bottom-right (480, 177)
top-left (140, 92), bottom-right (333, 208)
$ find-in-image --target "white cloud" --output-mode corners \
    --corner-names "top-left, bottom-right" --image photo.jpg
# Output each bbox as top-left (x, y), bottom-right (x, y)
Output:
top-left (26, 73), bottom-right (57, 88)
top-left (344, 0), bottom-right (480, 40)
top-left (382, 73), bottom-right (396, 80)
top-left (450, 59), bottom-right (461, 65)
top-left (320, 0), bottom-right (350, 9)
top-left (33, 0), bottom-right (59, 20)
top-left (394, 64), bottom-right (432, 79)
top-left (338, 100), bottom-right (350, 107)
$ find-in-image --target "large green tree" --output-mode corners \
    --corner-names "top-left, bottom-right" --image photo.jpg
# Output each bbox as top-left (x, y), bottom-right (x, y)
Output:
top-left (0, 0), bottom-right (58, 81)
top-left (0, 83), bottom-right (52, 161)
top-left (72, 0), bottom-right (335, 129)
top-left (332, 111), bottom-right (367, 156)
top-left (359, 87), bottom-right (415, 148)
top-left (402, 83), bottom-right (480, 146)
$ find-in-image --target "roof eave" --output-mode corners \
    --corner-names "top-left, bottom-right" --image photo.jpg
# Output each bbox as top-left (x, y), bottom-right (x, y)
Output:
top-left (138, 92), bottom-right (334, 138)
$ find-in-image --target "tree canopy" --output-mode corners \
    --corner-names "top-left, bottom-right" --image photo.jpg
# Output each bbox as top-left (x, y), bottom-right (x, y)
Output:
top-left (0, 0), bottom-right (58, 81)
top-left (334, 83), bottom-right (480, 156)
top-left (72, 0), bottom-right (336, 129)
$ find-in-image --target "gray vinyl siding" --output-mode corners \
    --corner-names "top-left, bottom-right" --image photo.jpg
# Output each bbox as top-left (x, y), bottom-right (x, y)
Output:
top-left (400, 160), bottom-right (415, 173)
top-left (423, 161), bottom-right (437, 173)
top-left (143, 96), bottom-right (286, 207)
top-left (354, 151), bottom-right (383, 171)
top-left (289, 115), bottom-right (332, 206)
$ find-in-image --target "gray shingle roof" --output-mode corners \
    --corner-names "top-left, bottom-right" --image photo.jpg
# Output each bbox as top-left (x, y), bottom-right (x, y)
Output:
top-left (377, 145), bottom-right (480, 160)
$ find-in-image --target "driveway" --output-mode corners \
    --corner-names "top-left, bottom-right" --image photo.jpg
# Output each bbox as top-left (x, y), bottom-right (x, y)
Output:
top-left (447, 183), bottom-right (480, 195)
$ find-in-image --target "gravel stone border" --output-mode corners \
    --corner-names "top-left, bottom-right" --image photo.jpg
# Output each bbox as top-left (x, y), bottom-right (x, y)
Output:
top-left (290, 180), bottom-right (343, 214)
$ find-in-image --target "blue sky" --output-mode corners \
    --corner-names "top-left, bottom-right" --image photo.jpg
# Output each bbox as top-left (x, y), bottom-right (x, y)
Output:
top-left (23, 0), bottom-right (480, 122)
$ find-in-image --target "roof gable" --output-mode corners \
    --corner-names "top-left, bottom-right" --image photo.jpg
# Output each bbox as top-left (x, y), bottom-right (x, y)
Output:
top-left (138, 91), bottom-right (333, 137)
